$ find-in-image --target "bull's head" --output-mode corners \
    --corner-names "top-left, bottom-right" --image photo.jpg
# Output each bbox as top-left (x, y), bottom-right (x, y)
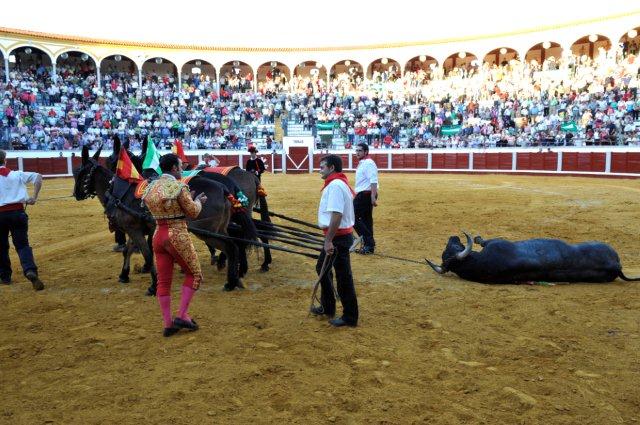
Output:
top-left (425, 232), bottom-right (473, 274)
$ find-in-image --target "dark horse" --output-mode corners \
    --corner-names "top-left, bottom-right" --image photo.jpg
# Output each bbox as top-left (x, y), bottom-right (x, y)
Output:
top-left (198, 167), bottom-right (273, 272)
top-left (74, 146), bottom-right (255, 293)
top-left (135, 137), bottom-right (273, 274)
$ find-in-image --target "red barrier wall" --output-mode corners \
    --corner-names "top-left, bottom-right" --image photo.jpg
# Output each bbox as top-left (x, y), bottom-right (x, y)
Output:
top-left (516, 152), bottom-right (558, 171)
top-left (432, 153), bottom-right (469, 169)
top-left (611, 152), bottom-right (640, 174)
top-left (6, 158), bottom-right (19, 169)
top-left (8, 150), bottom-right (640, 177)
top-left (562, 152), bottom-right (606, 172)
top-left (474, 153), bottom-right (512, 170)
top-left (23, 158), bottom-right (68, 175)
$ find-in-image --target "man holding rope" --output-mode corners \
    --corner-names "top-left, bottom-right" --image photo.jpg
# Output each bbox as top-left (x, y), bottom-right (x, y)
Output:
top-left (0, 150), bottom-right (45, 290)
top-left (312, 155), bottom-right (359, 327)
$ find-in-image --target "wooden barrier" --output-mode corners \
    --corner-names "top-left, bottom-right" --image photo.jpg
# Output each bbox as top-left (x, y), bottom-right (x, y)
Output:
top-left (6, 148), bottom-right (640, 178)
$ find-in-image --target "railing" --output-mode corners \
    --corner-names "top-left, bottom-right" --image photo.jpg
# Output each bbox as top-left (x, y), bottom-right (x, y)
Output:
top-left (6, 147), bottom-right (640, 178)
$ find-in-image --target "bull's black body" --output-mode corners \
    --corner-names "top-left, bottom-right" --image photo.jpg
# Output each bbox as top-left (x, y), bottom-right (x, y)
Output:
top-left (427, 234), bottom-right (640, 284)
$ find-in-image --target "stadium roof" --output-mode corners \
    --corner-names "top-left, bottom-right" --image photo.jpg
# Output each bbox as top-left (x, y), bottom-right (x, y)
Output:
top-left (1, 0), bottom-right (638, 50)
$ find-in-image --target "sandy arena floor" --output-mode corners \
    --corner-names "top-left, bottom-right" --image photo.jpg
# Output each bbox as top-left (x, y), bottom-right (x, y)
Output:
top-left (1, 172), bottom-right (639, 424)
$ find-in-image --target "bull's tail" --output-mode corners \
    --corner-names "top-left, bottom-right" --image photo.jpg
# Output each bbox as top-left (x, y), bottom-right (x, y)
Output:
top-left (618, 271), bottom-right (640, 281)
top-left (231, 209), bottom-right (258, 243)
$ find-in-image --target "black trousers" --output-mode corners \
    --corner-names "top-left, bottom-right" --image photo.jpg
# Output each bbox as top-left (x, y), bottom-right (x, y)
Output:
top-left (353, 191), bottom-right (375, 249)
top-left (0, 210), bottom-right (38, 280)
top-left (315, 234), bottom-right (358, 325)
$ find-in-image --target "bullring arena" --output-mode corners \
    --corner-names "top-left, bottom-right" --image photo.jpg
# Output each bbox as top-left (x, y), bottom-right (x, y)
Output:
top-left (1, 172), bottom-right (638, 424)
top-left (2, 2), bottom-right (640, 424)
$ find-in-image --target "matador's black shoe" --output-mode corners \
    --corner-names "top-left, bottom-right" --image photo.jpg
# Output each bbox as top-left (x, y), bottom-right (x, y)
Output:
top-left (163, 326), bottom-right (180, 337)
top-left (173, 317), bottom-right (199, 331)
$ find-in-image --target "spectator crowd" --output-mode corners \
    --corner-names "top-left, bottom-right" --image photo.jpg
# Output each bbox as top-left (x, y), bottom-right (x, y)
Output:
top-left (2, 42), bottom-right (640, 151)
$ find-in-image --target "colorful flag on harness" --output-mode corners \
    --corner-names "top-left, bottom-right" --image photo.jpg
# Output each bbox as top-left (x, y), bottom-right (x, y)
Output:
top-left (116, 148), bottom-right (142, 183)
top-left (560, 122), bottom-right (578, 132)
top-left (142, 136), bottom-right (161, 174)
top-left (172, 139), bottom-right (189, 164)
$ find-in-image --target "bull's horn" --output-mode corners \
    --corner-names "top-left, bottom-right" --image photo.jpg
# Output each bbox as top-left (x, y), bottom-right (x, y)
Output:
top-left (456, 231), bottom-right (474, 260)
top-left (425, 259), bottom-right (446, 274)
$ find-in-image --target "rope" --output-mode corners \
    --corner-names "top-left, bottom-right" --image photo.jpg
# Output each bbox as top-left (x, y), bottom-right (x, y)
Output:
top-left (254, 208), bottom-right (321, 230)
top-left (254, 219), bottom-right (325, 240)
top-left (36, 194), bottom-right (74, 202)
top-left (308, 253), bottom-right (337, 317)
top-left (187, 225), bottom-right (320, 259)
top-left (351, 237), bottom-right (428, 266)
top-left (255, 232), bottom-right (322, 251)
top-left (369, 252), bottom-right (429, 266)
top-left (256, 228), bottom-right (324, 245)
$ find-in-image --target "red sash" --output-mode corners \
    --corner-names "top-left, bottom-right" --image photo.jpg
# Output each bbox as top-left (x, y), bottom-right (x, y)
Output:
top-left (322, 227), bottom-right (353, 237)
top-left (0, 203), bottom-right (23, 212)
top-left (0, 167), bottom-right (11, 177)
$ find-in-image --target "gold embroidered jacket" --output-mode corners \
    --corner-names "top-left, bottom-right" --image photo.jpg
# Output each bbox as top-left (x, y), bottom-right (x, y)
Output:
top-left (142, 175), bottom-right (202, 221)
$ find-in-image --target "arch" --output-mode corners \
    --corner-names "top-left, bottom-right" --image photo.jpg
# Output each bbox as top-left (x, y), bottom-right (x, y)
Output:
top-left (293, 61), bottom-right (327, 80)
top-left (330, 59), bottom-right (363, 78)
top-left (570, 34), bottom-right (611, 59)
top-left (180, 59), bottom-right (217, 84)
top-left (8, 45), bottom-right (53, 74)
top-left (55, 50), bottom-right (97, 81)
top-left (483, 47), bottom-right (519, 66)
top-left (404, 55), bottom-right (438, 75)
top-left (142, 57), bottom-right (178, 81)
top-left (55, 49), bottom-right (98, 67)
top-left (100, 54), bottom-right (139, 78)
top-left (524, 41), bottom-right (562, 66)
top-left (619, 26), bottom-right (640, 56)
top-left (219, 60), bottom-right (254, 94)
top-left (256, 61), bottom-right (291, 93)
top-left (366, 57), bottom-right (401, 80)
top-left (442, 52), bottom-right (478, 75)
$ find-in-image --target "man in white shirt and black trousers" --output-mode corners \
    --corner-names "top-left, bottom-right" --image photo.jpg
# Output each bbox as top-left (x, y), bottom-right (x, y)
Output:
top-left (0, 150), bottom-right (45, 290)
top-left (311, 155), bottom-right (358, 327)
top-left (353, 143), bottom-right (378, 255)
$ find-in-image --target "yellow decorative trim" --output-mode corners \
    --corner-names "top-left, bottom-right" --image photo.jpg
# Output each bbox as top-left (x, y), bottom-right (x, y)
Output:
top-left (1, 9), bottom-right (639, 52)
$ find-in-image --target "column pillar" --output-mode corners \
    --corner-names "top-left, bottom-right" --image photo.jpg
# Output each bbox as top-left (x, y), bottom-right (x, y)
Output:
top-left (4, 56), bottom-right (9, 84)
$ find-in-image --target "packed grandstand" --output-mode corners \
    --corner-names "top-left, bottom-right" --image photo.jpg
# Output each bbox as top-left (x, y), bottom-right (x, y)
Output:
top-left (1, 17), bottom-right (640, 152)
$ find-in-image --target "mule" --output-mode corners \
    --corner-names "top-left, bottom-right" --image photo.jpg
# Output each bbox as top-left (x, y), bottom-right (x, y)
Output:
top-left (74, 146), bottom-right (255, 293)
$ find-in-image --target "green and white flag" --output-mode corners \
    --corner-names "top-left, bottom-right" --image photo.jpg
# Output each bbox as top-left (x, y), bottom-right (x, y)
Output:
top-left (142, 136), bottom-right (161, 174)
top-left (560, 122), bottom-right (578, 132)
top-left (441, 125), bottom-right (462, 136)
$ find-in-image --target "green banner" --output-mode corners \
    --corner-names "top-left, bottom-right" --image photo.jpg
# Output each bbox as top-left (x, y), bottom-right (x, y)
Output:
top-left (441, 125), bottom-right (462, 136)
top-left (316, 122), bottom-right (336, 130)
top-left (560, 122), bottom-right (578, 132)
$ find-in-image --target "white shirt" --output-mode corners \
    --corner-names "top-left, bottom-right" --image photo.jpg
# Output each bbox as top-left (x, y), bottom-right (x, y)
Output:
top-left (317, 179), bottom-right (355, 230)
top-left (0, 167), bottom-right (39, 206)
top-left (355, 157), bottom-right (379, 193)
